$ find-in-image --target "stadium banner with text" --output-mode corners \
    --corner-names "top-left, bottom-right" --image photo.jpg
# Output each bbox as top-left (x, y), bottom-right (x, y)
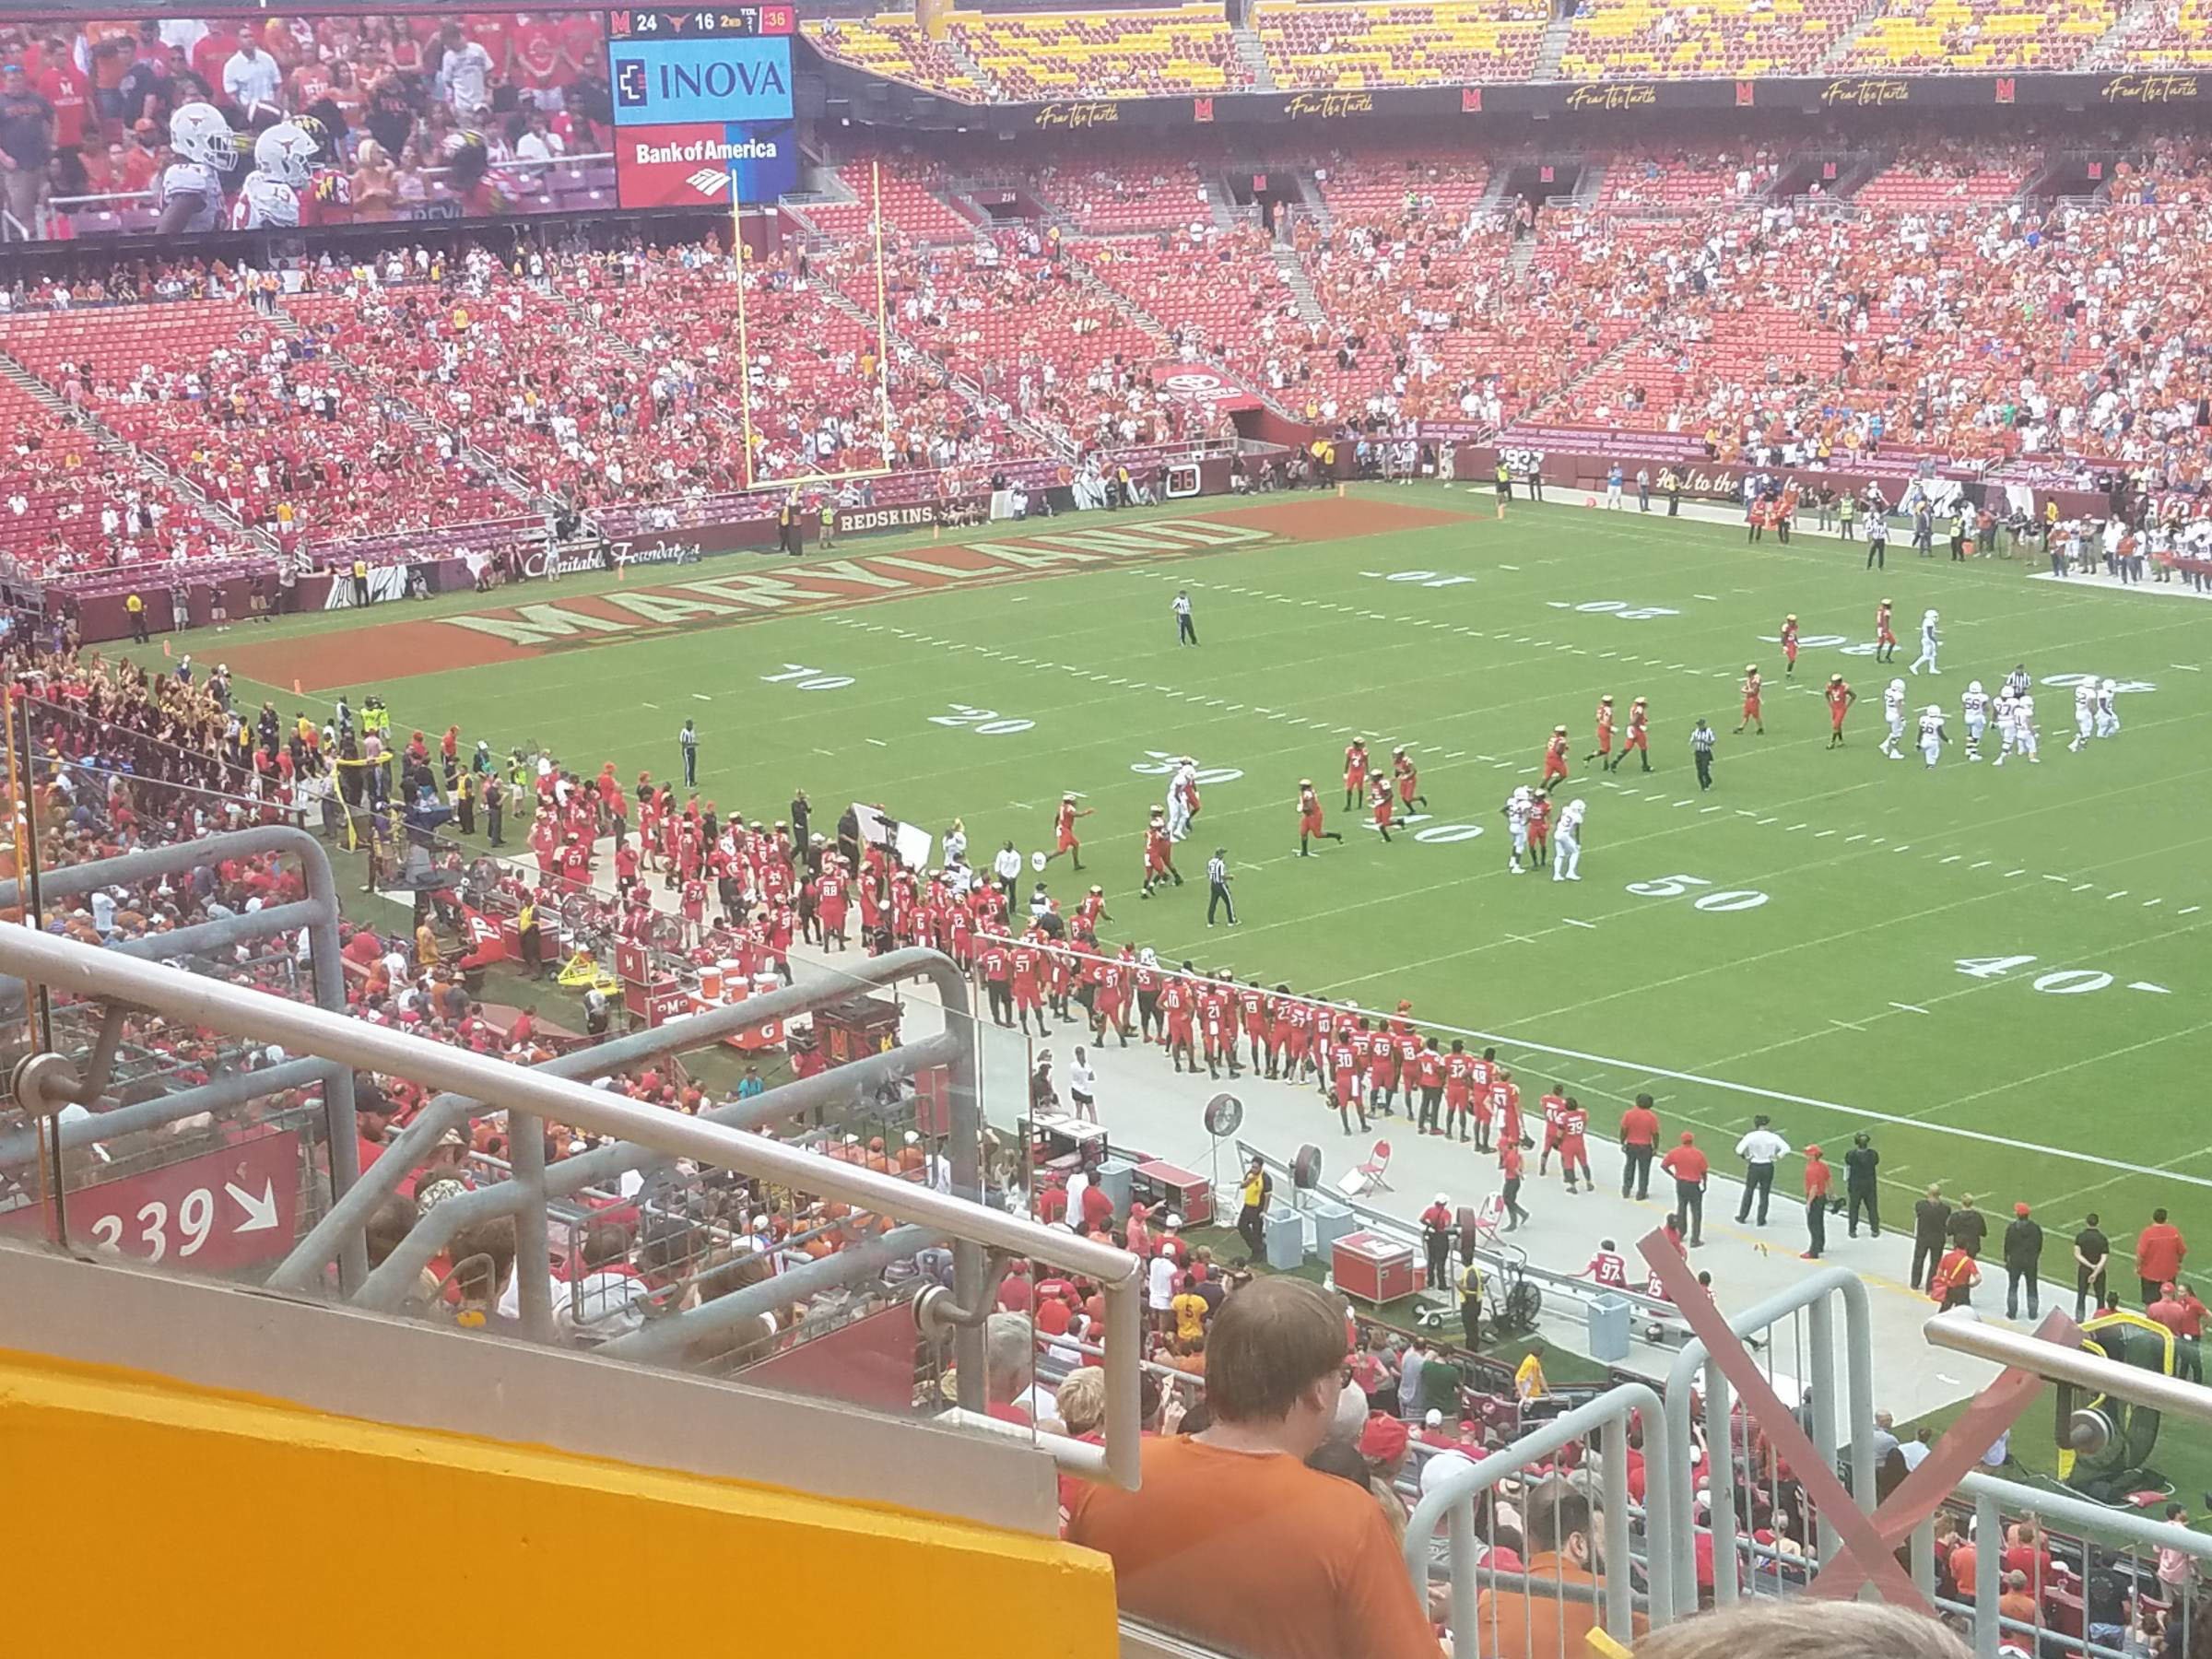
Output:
top-left (608, 33), bottom-right (794, 125)
top-left (612, 120), bottom-right (798, 207)
top-left (805, 52), bottom-right (2212, 131)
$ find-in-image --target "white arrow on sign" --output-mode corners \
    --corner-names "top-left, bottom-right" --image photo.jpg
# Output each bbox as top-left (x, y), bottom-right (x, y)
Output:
top-left (225, 1180), bottom-right (279, 1233)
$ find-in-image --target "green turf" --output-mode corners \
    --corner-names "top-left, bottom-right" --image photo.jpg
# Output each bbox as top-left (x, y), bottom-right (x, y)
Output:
top-left (192, 484), bottom-right (2212, 1287)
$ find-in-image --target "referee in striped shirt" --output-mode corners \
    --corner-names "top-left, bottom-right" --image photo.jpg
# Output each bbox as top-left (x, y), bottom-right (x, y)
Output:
top-left (1206, 847), bottom-right (1237, 926)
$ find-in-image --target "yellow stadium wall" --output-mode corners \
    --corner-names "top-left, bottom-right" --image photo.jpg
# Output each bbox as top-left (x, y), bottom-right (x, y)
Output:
top-left (0, 1347), bottom-right (1119, 1658)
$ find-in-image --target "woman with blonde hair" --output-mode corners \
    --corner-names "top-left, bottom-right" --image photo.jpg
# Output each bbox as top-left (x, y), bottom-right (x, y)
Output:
top-left (1633, 1600), bottom-right (1971, 1659)
top-left (350, 139), bottom-right (398, 221)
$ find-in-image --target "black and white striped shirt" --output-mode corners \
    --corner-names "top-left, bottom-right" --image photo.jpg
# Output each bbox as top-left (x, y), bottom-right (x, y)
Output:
top-left (1206, 854), bottom-right (1229, 886)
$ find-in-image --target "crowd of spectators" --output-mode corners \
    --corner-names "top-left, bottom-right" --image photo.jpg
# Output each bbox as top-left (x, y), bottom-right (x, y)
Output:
top-left (0, 11), bottom-right (613, 241)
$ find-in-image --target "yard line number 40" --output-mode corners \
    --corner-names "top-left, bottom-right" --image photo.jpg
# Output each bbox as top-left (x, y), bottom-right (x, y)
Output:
top-left (1955, 956), bottom-right (2171, 996)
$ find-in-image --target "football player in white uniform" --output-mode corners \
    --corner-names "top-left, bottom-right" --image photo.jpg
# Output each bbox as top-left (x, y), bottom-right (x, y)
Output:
top-left (1165, 758), bottom-right (1196, 841)
top-left (1502, 786), bottom-right (1533, 875)
top-left (2068, 681), bottom-right (2097, 751)
top-left (1880, 677), bottom-right (1908, 759)
top-left (1552, 798), bottom-right (1585, 882)
top-left (1993, 686), bottom-right (2018, 762)
top-left (2096, 677), bottom-right (2121, 739)
top-left (1961, 679), bottom-right (1989, 760)
top-left (157, 101), bottom-right (238, 235)
top-left (230, 171), bottom-right (300, 229)
top-left (2006, 691), bottom-right (2041, 764)
top-left (1909, 608), bottom-right (1941, 676)
top-left (1917, 704), bottom-right (1947, 769)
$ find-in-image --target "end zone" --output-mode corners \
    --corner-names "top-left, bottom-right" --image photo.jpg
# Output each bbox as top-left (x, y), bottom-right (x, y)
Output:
top-left (221, 495), bottom-right (1475, 687)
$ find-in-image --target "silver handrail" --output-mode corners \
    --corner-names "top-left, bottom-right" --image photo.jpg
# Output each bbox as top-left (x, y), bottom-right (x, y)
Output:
top-left (1924, 1314), bottom-right (2212, 1422)
top-left (0, 920), bottom-right (1145, 1488)
top-left (1403, 1381), bottom-right (1676, 1649)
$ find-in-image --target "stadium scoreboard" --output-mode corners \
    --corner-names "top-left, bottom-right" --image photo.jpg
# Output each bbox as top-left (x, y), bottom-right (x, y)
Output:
top-left (606, 6), bottom-right (799, 210)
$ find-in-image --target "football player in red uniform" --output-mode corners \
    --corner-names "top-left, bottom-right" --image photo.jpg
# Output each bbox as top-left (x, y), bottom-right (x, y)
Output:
top-left (1442, 1040), bottom-right (1476, 1142)
top-left (1369, 774), bottom-right (1401, 841)
top-left (1588, 695), bottom-right (1615, 764)
top-left (1616, 697), bottom-right (1651, 773)
top-left (1159, 966), bottom-right (1196, 1070)
top-left (1825, 672), bottom-right (1857, 748)
top-left (1140, 808), bottom-right (1181, 897)
top-left (1046, 793), bottom-right (1094, 870)
top-left (1088, 951), bottom-right (1130, 1046)
top-left (1297, 778), bottom-right (1343, 857)
top-left (1343, 738), bottom-right (1370, 810)
top-left (1526, 792), bottom-right (1551, 869)
top-left (1541, 725), bottom-right (1571, 790)
top-left (1735, 665), bottom-right (1764, 735)
top-left (1328, 1029), bottom-right (1367, 1135)
top-left (1877, 597), bottom-right (1897, 664)
top-left (1009, 935), bottom-right (1048, 1037)
top-left (1557, 1097), bottom-right (1592, 1192)
top-left (1392, 746), bottom-right (1427, 811)
top-left (1536, 1085), bottom-right (1569, 1174)
top-left (1782, 614), bottom-right (1800, 677)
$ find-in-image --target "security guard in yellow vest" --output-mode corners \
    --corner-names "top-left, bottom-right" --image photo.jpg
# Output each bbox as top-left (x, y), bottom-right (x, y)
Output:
top-left (1458, 1258), bottom-right (1487, 1352)
top-left (125, 590), bottom-right (148, 644)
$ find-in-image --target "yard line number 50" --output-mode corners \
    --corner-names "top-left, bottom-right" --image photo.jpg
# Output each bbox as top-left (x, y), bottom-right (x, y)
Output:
top-left (1626, 874), bottom-right (1771, 912)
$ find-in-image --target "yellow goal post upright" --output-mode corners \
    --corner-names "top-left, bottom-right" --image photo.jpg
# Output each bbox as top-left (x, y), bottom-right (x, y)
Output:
top-left (729, 157), bottom-right (899, 493)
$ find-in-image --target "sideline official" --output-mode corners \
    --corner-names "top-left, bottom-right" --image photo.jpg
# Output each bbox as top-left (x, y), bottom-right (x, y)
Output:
top-left (1206, 847), bottom-right (1237, 926)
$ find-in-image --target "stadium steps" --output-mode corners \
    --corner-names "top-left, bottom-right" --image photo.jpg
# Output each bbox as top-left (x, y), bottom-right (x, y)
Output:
top-left (813, 285), bottom-right (1077, 462)
top-left (1571, 159), bottom-right (1608, 207)
top-left (266, 299), bottom-right (555, 519)
top-left (1534, 11), bottom-right (1576, 78)
top-left (2086, 0), bottom-right (2160, 66)
top-left (936, 31), bottom-right (1004, 97)
top-left (1065, 260), bottom-right (1300, 421)
top-left (1523, 324), bottom-right (1651, 422)
top-left (1230, 17), bottom-right (1278, 89)
top-left (1268, 245), bottom-right (1330, 334)
top-left (0, 347), bottom-right (277, 554)
top-left (1817, 0), bottom-right (1897, 71)
top-left (1202, 177), bottom-right (1239, 232)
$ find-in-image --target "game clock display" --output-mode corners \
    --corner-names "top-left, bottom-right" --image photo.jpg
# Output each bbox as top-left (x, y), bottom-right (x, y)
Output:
top-left (608, 7), bottom-right (797, 39)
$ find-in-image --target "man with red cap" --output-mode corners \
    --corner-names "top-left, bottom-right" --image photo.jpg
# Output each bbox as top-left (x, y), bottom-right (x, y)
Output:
top-left (2003, 1202), bottom-right (2045, 1321)
top-left (1660, 1131), bottom-right (1709, 1246)
top-left (1801, 1145), bottom-right (1832, 1261)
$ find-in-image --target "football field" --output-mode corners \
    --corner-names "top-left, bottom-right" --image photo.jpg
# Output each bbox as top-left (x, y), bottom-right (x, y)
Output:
top-left (213, 484), bottom-right (2212, 1281)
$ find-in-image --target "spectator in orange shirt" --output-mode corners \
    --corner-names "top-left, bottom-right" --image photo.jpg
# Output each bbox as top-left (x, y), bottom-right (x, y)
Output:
top-left (1065, 1277), bottom-right (1440, 1659)
top-left (2137, 1208), bottom-right (2187, 1304)
top-left (1474, 1477), bottom-right (1646, 1659)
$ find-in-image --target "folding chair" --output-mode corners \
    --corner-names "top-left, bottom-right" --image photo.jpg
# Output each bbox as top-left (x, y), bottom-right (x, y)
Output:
top-left (1338, 1138), bottom-right (1393, 1197)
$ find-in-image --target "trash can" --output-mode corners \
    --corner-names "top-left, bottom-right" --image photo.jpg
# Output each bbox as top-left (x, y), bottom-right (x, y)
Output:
top-left (1264, 1208), bottom-right (1304, 1272)
top-left (1587, 1293), bottom-right (1631, 1364)
top-left (1093, 1158), bottom-right (1135, 1215)
top-left (1307, 1200), bottom-right (1356, 1256)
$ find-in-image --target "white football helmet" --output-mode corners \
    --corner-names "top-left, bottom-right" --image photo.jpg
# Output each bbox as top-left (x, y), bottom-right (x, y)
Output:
top-left (170, 101), bottom-right (239, 171)
top-left (2100, 677), bottom-right (2116, 694)
top-left (1925, 705), bottom-right (1941, 717)
top-left (240, 173), bottom-right (300, 229)
top-left (1924, 608), bottom-right (1939, 623)
top-left (1889, 678), bottom-right (1905, 693)
top-left (1968, 679), bottom-right (1983, 695)
top-left (253, 122), bottom-right (317, 189)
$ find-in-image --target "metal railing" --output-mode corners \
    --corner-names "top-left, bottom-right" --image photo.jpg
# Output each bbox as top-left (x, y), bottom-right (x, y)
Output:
top-left (0, 917), bottom-right (1146, 1489)
top-left (1662, 1266), bottom-right (1877, 1610)
top-left (1405, 1382), bottom-right (1677, 1651)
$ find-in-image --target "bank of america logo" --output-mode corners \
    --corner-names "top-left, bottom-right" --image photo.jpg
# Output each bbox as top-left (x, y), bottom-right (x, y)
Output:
top-left (616, 60), bottom-right (649, 105)
top-left (687, 167), bottom-right (729, 195)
